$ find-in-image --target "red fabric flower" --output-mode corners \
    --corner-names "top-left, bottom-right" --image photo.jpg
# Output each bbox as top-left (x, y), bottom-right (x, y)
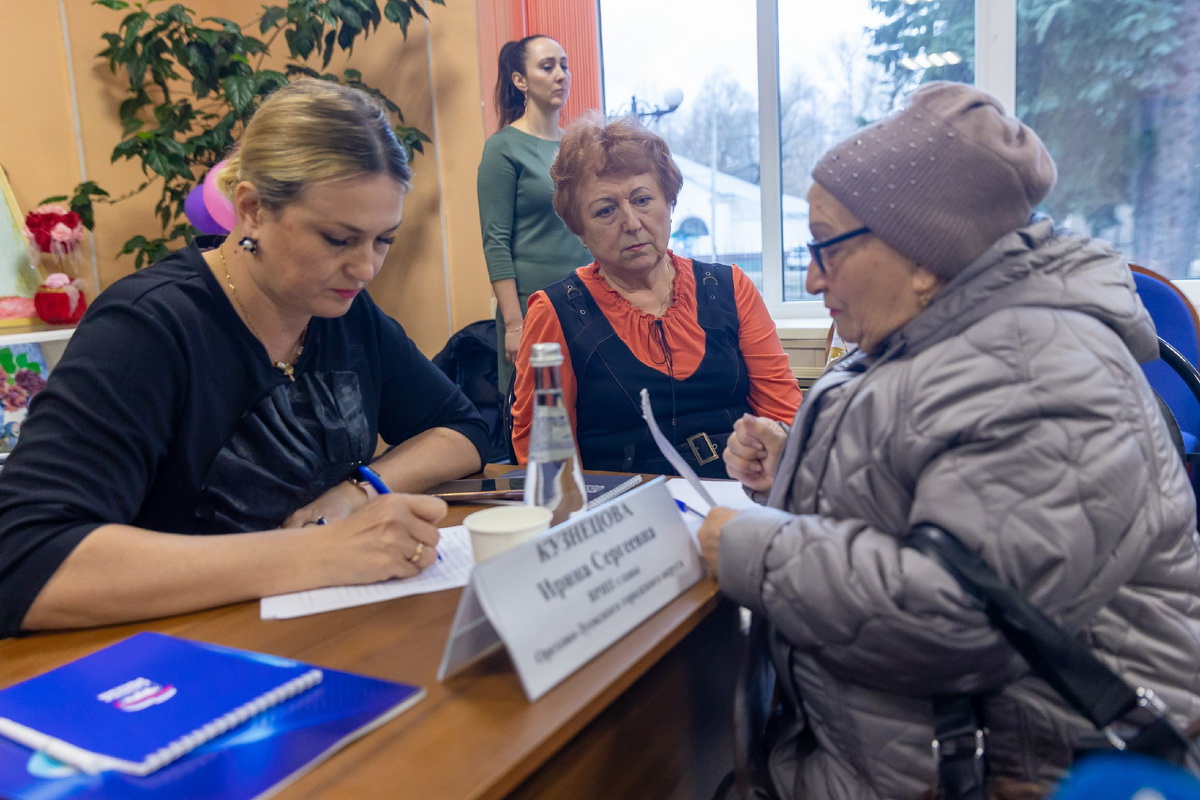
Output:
top-left (23, 206), bottom-right (83, 254)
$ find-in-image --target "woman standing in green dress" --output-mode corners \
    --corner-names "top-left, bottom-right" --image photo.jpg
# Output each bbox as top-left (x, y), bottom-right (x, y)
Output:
top-left (477, 35), bottom-right (591, 393)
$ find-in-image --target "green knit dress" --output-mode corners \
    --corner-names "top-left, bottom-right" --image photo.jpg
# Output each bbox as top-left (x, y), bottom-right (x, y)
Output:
top-left (477, 126), bottom-right (591, 393)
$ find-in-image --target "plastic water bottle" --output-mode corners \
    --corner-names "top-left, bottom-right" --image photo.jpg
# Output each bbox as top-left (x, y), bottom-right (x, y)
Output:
top-left (524, 342), bottom-right (586, 526)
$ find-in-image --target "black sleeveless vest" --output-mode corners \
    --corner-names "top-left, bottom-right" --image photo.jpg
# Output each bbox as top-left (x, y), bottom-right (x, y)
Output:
top-left (542, 260), bottom-right (752, 477)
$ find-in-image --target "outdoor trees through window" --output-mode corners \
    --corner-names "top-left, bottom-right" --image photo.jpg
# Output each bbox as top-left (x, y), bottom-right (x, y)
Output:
top-left (598, 0), bottom-right (1200, 315)
top-left (873, 0), bottom-right (1200, 279)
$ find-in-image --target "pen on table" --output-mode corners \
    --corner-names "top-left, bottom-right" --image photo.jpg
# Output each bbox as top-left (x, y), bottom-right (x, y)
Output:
top-left (358, 465), bottom-right (442, 561)
top-left (675, 499), bottom-right (707, 520)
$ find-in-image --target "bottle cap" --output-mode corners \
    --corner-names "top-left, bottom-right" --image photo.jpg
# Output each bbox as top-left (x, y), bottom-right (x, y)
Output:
top-left (529, 342), bottom-right (564, 367)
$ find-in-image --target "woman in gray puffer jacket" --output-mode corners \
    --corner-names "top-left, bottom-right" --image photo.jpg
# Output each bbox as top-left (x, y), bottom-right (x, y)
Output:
top-left (699, 81), bottom-right (1200, 799)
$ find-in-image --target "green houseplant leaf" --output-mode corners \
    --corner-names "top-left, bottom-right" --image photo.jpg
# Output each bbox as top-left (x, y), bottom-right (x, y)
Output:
top-left (72, 0), bottom-right (444, 268)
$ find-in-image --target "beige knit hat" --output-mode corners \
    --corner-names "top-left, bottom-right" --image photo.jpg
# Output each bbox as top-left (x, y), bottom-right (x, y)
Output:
top-left (812, 81), bottom-right (1057, 280)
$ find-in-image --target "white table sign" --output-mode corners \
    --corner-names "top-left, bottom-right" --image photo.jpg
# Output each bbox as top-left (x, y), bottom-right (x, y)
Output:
top-left (437, 478), bottom-right (703, 700)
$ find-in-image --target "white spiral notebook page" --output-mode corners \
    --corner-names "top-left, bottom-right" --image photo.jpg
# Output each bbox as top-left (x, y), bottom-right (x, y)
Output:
top-left (260, 525), bottom-right (475, 619)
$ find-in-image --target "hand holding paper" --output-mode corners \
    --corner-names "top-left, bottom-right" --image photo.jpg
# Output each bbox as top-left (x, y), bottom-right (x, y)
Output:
top-left (638, 388), bottom-right (767, 576)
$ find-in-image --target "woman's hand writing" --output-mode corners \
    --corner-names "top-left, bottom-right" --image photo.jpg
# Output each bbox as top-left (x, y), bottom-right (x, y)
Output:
top-left (724, 413), bottom-right (788, 492)
top-left (302, 493), bottom-right (447, 585)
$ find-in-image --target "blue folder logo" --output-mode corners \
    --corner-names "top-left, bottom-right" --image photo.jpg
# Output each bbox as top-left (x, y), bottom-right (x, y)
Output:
top-left (97, 677), bottom-right (177, 713)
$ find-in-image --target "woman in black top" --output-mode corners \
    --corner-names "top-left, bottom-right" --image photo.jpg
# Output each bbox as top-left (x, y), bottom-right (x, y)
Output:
top-left (0, 79), bottom-right (488, 637)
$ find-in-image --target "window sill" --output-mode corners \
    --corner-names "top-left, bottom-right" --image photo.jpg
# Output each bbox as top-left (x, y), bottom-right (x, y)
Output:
top-left (774, 316), bottom-right (831, 341)
top-left (1175, 280), bottom-right (1200, 309)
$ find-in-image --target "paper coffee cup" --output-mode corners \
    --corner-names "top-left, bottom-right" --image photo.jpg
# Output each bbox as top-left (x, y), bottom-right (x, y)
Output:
top-left (464, 505), bottom-right (553, 562)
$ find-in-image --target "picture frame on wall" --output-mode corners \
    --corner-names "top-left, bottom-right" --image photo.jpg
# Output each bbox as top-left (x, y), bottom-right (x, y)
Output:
top-left (0, 165), bottom-right (40, 326)
top-left (0, 342), bottom-right (48, 455)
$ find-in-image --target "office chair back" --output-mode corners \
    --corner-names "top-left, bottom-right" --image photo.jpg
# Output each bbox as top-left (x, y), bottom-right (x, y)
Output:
top-left (1131, 265), bottom-right (1200, 453)
top-left (1154, 337), bottom-right (1200, 518)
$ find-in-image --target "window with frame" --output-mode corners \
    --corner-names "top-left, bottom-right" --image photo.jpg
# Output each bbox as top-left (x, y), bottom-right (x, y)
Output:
top-left (598, 0), bottom-right (1200, 316)
top-left (599, 0), bottom-right (765, 292)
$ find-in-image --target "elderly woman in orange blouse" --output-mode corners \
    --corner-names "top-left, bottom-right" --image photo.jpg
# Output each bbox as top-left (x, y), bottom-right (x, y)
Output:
top-left (511, 113), bottom-right (800, 478)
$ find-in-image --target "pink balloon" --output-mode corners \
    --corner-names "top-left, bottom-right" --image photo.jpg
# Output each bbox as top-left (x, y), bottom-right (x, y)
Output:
top-left (202, 160), bottom-right (237, 233)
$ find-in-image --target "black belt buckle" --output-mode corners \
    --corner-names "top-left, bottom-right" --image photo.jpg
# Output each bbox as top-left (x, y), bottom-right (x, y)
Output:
top-left (687, 432), bottom-right (719, 466)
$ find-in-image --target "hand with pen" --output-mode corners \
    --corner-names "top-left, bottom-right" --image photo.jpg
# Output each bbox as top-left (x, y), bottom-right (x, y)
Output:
top-left (673, 498), bottom-right (730, 575)
top-left (696, 507), bottom-right (740, 579)
top-left (283, 465), bottom-right (443, 579)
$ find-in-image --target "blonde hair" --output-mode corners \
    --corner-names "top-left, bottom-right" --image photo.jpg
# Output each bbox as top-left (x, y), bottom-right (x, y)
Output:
top-left (551, 112), bottom-right (682, 235)
top-left (215, 78), bottom-right (411, 209)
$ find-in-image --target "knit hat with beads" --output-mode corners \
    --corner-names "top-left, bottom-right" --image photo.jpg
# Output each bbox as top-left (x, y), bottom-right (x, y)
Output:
top-left (812, 81), bottom-right (1057, 280)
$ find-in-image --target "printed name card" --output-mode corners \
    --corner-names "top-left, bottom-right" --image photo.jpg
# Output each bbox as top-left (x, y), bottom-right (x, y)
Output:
top-left (437, 478), bottom-right (703, 701)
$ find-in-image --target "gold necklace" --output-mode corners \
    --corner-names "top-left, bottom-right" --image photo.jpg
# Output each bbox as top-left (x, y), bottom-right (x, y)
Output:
top-left (656, 288), bottom-right (674, 316)
top-left (602, 265), bottom-right (675, 316)
top-left (218, 246), bottom-right (307, 381)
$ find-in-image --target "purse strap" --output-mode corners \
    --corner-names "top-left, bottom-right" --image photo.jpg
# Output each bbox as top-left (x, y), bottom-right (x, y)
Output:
top-left (931, 693), bottom-right (988, 800)
top-left (903, 523), bottom-right (1200, 798)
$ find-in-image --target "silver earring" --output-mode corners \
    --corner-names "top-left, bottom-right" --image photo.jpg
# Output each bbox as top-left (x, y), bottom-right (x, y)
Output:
top-left (239, 236), bottom-right (258, 254)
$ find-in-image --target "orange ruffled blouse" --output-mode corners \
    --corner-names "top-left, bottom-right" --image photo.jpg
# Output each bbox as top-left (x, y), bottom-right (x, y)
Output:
top-left (512, 253), bottom-right (802, 463)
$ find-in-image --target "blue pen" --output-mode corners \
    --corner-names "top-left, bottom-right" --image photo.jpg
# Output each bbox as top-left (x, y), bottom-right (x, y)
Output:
top-left (357, 464), bottom-right (390, 495)
top-left (358, 465), bottom-right (441, 561)
top-left (675, 499), bottom-right (707, 520)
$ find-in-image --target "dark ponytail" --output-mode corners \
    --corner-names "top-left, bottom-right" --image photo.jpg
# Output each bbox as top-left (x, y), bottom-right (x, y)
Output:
top-left (494, 35), bottom-right (549, 129)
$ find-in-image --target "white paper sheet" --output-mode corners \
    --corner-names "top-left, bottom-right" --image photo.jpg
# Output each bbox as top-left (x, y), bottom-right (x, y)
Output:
top-left (664, 478), bottom-right (761, 547)
top-left (666, 478), bottom-right (758, 512)
top-left (639, 388), bottom-right (718, 508)
top-left (260, 525), bottom-right (475, 620)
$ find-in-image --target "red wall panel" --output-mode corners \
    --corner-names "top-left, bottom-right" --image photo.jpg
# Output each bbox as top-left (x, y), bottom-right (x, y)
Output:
top-left (476, 0), bottom-right (601, 132)
top-left (525, 1), bottom-right (602, 125)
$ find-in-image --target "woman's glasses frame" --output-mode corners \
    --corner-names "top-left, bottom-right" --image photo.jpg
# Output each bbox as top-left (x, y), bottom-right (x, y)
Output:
top-left (807, 226), bottom-right (871, 275)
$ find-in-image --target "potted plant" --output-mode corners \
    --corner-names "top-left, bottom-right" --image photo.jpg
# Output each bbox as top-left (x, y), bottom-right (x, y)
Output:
top-left (51, 0), bottom-right (443, 268)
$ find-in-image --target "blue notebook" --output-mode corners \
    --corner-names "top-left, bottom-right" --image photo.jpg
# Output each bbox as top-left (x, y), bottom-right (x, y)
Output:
top-left (0, 632), bottom-right (424, 799)
top-left (0, 632), bottom-right (323, 776)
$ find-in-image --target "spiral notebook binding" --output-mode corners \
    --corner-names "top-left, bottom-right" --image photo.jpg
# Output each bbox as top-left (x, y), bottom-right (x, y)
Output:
top-left (586, 475), bottom-right (643, 509)
top-left (136, 668), bottom-right (323, 776)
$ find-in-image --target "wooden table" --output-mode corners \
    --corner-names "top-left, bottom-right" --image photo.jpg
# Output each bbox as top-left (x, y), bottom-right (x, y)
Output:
top-left (0, 485), bottom-right (740, 799)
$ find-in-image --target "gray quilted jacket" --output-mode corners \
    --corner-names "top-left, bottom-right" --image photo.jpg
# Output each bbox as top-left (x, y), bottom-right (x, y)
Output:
top-left (719, 219), bottom-right (1200, 799)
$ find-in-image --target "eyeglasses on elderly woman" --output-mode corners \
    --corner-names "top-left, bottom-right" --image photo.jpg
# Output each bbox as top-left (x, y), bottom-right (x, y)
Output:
top-left (807, 226), bottom-right (871, 275)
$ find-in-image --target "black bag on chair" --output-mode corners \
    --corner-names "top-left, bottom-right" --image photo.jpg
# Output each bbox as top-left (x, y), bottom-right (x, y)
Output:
top-left (902, 523), bottom-right (1200, 800)
top-left (432, 320), bottom-right (509, 463)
